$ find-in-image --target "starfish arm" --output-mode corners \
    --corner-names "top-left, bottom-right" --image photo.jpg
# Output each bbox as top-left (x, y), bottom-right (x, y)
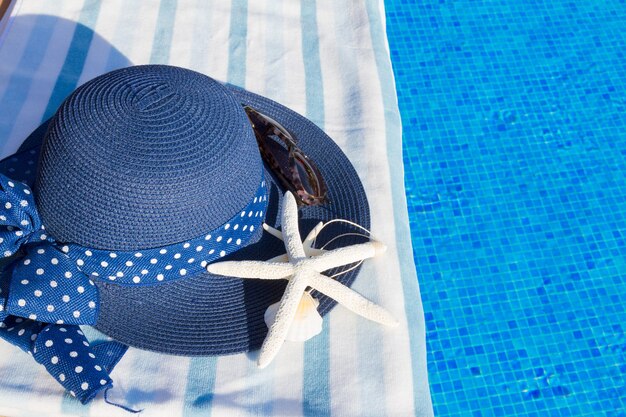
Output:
top-left (258, 273), bottom-right (310, 368)
top-left (207, 261), bottom-right (294, 279)
top-left (266, 247), bottom-right (324, 264)
top-left (303, 221), bottom-right (324, 250)
top-left (266, 247), bottom-right (324, 263)
top-left (267, 253), bottom-right (289, 263)
top-left (281, 192), bottom-right (307, 261)
top-left (306, 247), bottom-right (326, 257)
top-left (263, 223), bottom-right (284, 241)
top-left (311, 241), bottom-right (387, 272)
top-left (311, 273), bottom-right (398, 327)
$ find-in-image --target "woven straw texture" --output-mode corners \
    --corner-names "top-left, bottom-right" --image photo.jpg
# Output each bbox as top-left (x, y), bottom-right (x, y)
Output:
top-left (35, 65), bottom-right (262, 250)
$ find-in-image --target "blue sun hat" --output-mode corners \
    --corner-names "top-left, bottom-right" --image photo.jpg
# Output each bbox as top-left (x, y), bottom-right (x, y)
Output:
top-left (0, 65), bottom-right (371, 403)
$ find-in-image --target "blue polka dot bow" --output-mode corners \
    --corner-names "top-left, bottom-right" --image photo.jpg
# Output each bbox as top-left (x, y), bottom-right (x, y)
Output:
top-left (0, 173), bottom-right (127, 403)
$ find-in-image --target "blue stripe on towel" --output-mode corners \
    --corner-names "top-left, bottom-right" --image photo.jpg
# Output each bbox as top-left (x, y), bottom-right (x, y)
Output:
top-left (42, 0), bottom-right (102, 121)
top-left (150, 0), bottom-right (178, 64)
top-left (227, 0), bottom-right (248, 87)
top-left (300, 0), bottom-right (324, 125)
top-left (303, 321), bottom-right (331, 417)
top-left (182, 357), bottom-right (218, 417)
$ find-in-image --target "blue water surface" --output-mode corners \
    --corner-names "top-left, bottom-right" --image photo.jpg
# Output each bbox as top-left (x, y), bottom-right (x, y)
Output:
top-left (385, 1), bottom-right (626, 416)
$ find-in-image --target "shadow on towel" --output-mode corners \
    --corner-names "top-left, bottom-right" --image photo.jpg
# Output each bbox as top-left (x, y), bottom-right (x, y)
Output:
top-left (0, 14), bottom-right (132, 153)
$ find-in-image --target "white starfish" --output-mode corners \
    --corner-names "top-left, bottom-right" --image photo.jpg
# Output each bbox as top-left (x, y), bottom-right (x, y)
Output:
top-left (208, 191), bottom-right (398, 368)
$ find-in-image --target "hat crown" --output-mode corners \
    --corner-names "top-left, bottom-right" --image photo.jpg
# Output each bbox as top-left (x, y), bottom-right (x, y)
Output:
top-left (34, 65), bottom-right (263, 250)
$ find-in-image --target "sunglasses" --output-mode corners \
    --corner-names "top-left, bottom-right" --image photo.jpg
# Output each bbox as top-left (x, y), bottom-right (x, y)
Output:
top-left (244, 105), bottom-right (329, 206)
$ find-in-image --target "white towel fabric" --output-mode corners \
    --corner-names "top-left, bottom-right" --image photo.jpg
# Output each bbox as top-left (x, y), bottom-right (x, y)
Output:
top-left (0, 1), bottom-right (433, 416)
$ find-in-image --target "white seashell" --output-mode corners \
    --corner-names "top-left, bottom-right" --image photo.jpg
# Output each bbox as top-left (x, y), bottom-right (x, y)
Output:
top-left (264, 292), bottom-right (323, 342)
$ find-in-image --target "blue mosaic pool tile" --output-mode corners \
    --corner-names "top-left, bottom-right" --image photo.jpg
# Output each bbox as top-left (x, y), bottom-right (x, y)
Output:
top-left (385, 0), bottom-right (626, 416)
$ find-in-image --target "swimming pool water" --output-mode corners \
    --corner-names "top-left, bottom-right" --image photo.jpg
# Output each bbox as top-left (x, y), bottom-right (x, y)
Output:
top-left (385, 1), bottom-right (626, 416)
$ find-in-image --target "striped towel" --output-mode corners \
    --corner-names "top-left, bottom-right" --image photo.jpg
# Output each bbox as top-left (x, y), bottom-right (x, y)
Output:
top-left (0, 1), bottom-right (433, 416)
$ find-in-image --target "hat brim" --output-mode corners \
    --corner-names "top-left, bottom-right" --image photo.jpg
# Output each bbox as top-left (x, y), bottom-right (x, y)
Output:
top-left (0, 84), bottom-right (370, 355)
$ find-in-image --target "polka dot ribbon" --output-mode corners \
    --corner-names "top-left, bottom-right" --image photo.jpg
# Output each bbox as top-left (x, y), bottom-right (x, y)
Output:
top-left (60, 179), bottom-right (268, 286)
top-left (0, 173), bottom-right (124, 403)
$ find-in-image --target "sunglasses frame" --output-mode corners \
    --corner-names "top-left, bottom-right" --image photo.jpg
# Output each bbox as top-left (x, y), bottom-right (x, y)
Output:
top-left (244, 105), bottom-right (329, 206)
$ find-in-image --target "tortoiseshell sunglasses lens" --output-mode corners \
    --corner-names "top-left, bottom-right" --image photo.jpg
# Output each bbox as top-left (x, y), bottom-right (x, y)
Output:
top-left (244, 106), bottom-right (329, 206)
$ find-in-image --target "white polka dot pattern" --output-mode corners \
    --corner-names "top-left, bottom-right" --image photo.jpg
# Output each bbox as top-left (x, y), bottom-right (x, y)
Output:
top-left (0, 173), bottom-right (123, 404)
top-left (0, 174), bottom-right (47, 258)
top-left (6, 243), bottom-right (99, 326)
top-left (0, 315), bottom-right (45, 353)
top-left (62, 179), bottom-right (268, 285)
top-left (0, 314), bottom-right (126, 405)
top-left (0, 174), bottom-right (98, 326)
top-left (31, 324), bottom-right (113, 402)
